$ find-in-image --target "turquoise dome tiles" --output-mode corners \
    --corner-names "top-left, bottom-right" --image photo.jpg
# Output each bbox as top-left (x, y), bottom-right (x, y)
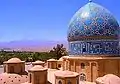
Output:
top-left (68, 2), bottom-right (119, 41)
top-left (67, 2), bottom-right (120, 56)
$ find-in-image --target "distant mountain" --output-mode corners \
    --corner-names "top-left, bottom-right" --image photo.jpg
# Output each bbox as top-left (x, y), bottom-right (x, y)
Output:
top-left (0, 40), bottom-right (68, 52)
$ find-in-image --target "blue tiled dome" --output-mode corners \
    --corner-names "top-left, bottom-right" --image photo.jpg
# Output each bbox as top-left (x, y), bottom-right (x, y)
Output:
top-left (68, 2), bottom-right (119, 41)
top-left (68, 2), bottom-right (120, 56)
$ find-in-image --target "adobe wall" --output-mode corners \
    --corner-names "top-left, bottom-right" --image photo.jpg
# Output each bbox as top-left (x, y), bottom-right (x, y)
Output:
top-left (5, 62), bottom-right (25, 74)
top-left (63, 56), bottom-right (120, 82)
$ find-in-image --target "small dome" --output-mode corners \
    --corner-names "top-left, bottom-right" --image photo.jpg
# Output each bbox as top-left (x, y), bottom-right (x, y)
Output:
top-left (32, 60), bottom-right (45, 64)
top-left (29, 65), bottom-right (47, 71)
top-left (96, 74), bottom-right (120, 84)
top-left (54, 70), bottom-right (79, 78)
top-left (47, 58), bottom-right (57, 61)
top-left (7, 58), bottom-right (22, 63)
top-left (35, 60), bottom-right (44, 63)
top-left (68, 2), bottom-right (119, 41)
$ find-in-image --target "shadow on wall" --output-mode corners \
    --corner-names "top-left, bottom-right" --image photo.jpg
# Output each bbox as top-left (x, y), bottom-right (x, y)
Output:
top-left (19, 71), bottom-right (28, 75)
top-left (47, 81), bottom-right (52, 84)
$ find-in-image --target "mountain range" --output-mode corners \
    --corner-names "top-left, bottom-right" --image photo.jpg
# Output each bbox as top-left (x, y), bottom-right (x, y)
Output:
top-left (0, 40), bottom-right (68, 52)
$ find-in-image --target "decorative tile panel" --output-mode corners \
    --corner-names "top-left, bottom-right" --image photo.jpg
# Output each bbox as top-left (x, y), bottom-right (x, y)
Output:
top-left (69, 40), bottom-right (119, 55)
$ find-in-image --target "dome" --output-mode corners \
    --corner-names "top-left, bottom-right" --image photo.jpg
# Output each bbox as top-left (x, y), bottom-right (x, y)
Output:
top-left (29, 65), bottom-right (47, 71)
top-left (68, 1), bottom-right (120, 56)
top-left (47, 58), bottom-right (57, 61)
top-left (96, 74), bottom-right (120, 84)
top-left (68, 2), bottom-right (119, 41)
top-left (54, 70), bottom-right (79, 78)
top-left (32, 60), bottom-right (45, 64)
top-left (6, 58), bottom-right (22, 63)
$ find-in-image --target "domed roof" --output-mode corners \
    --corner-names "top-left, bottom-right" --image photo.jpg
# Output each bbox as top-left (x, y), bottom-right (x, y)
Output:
top-left (96, 74), bottom-right (120, 84)
top-left (29, 65), bottom-right (47, 71)
top-left (54, 70), bottom-right (79, 78)
top-left (6, 58), bottom-right (23, 63)
top-left (32, 60), bottom-right (45, 64)
top-left (47, 58), bottom-right (57, 61)
top-left (68, 1), bottom-right (119, 41)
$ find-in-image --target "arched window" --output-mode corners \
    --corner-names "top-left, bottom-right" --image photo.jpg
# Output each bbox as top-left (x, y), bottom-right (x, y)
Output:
top-left (67, 80), bottom-right (71, 84)
top-left (79, 73), bottom-right (86, 81)
top-left (58, 80), bottom-right (62, 84)
top-left (81, 63), bottom-right (85, 69)
top-left (58, 64), bottom-right (61, 68)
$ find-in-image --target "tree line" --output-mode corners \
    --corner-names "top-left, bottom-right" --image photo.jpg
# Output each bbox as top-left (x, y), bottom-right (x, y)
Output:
top-left (0, 44), bottom-right (68, 64)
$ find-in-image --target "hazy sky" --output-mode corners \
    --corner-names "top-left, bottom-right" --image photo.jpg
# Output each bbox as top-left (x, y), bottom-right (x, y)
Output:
top-left (0, 0), bottom-right (120, 42)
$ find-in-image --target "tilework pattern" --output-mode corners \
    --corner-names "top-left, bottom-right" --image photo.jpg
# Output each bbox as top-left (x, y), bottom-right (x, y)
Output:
top-left (67, 2), bottom-right (119, 41)
top-left (69, 40), bottom-right (119, 55)
top-left (67, 2), bottom-right (120, 55)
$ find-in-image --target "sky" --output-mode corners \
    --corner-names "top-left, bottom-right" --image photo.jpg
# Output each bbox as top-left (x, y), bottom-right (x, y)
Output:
top-left (0, 0), bottom-right (120, 42)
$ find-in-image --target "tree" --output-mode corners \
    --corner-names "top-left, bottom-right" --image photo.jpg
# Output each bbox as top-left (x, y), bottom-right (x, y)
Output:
top-left (50, 44), bottom-right (67, 60)
top-left (32, 52), bottom-right (40, 61)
